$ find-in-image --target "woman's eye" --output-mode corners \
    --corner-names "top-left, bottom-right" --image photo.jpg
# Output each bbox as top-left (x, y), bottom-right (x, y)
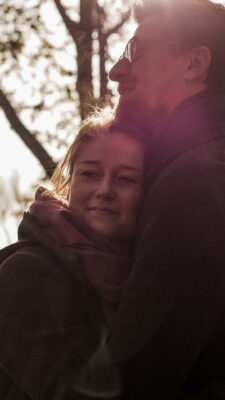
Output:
top-left (117, 175), bottom-right (136, 184)
top-left (81, 170), bottom-right (100, 178)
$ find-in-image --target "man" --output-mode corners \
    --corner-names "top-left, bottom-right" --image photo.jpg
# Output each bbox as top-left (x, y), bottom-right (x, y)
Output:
top-left (109, 0), bottom-right (225, 399)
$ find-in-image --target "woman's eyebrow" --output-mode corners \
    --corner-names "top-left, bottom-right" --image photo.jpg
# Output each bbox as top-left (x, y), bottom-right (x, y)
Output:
top-left (78, 161), bottom-right (142, 172)
top-left (79, 160), bottom-right (99, 165)
top-left (118, 165), bottom-right (142, 172)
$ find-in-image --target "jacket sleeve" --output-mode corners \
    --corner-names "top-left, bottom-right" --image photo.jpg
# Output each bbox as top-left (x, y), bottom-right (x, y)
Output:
top-left (111, 156), bottom-right (225, 399)
top-left (0, 248), bottom-right (102, 400)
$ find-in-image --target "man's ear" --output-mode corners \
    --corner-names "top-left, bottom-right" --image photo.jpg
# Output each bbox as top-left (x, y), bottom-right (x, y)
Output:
top-left (185, 46), bottom-right (211, 82)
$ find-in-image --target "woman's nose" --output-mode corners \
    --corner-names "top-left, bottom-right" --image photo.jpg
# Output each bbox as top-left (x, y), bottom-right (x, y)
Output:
top-left (95, 177), bottom-right (115, 199)
top-left (109, 57), bottom-right (131, 82)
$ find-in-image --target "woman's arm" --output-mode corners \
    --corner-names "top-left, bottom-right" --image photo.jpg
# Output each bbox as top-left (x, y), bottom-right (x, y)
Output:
top-left (0, 247), bottom-right (101, 399)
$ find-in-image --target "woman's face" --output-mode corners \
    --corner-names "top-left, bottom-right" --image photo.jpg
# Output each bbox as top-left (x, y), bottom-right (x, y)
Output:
top-left (68, 132), bottom-right (145, 240)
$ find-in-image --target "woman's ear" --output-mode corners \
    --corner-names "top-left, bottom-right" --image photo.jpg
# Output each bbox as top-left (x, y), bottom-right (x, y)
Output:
top-left (185, 46), bottom-right (211, 82)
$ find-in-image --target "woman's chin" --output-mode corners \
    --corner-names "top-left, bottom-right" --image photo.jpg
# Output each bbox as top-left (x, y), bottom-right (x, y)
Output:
top-left (91, 225), bottom-right (117, 239)
top-left (87, 220), bottom-right (119, 240)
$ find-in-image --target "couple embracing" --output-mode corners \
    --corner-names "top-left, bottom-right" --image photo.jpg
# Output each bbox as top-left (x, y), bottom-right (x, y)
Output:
top-left (0, 0), bottom-right (225, 399)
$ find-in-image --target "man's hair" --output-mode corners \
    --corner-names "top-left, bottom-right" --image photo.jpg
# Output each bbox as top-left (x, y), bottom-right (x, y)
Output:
top-left (133, 0), bottom-right (225, 94)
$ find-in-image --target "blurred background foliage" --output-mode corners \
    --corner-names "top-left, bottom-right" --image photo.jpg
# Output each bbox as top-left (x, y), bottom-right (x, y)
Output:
top-left (0, 0), bottom-right (135, 246)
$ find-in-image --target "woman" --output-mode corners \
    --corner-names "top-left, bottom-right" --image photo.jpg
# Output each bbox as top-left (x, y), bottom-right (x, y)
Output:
top-left (0, 108), bottom-right (145, 400)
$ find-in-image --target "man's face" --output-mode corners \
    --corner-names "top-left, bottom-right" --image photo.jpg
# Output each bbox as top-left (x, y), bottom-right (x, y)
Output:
top-left (109, 15), bottom-right (190, 123)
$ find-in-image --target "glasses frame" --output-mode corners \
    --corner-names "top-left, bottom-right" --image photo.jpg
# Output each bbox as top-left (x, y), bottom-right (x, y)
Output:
top-left (122, 36), bottom-right (179, 64)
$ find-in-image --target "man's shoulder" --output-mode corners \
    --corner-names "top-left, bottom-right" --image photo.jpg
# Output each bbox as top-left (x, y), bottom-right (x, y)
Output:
top-left (150, 140), bottom-right (225, 193)
top-left (138, 142), bottom-right (225, 253)
top-left (143, 143), bottom-right (225, 223)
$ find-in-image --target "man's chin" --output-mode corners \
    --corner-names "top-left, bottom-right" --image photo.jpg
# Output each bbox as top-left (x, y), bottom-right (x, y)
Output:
top-left (114, 95), bottom-right (168, 138)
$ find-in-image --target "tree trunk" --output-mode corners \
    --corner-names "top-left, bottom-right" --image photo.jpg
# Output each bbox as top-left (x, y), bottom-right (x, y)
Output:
top-left (75, 0), bottom-right (97, 119)
top-left (75, 30), bottom-right (94, 119)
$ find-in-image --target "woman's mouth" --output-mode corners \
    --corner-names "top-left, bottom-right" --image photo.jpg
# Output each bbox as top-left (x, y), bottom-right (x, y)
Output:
top-left (87, 207), bottom-right (119, 215)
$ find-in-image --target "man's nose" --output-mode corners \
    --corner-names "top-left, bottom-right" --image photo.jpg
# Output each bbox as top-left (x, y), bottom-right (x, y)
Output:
top-left (95, 177), bottom-right (115, 199)
top-left (109, 57), bottom-right (131, 82)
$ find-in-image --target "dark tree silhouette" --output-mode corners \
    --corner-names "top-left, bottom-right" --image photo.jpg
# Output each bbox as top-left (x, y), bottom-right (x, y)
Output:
top-left (0, 0), bottom-right (132, 177)
top-left (0, 89), bottom-right (56, 178)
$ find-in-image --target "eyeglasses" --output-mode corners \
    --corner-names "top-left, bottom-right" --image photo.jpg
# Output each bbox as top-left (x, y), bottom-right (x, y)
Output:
top-left (122, 36), bottom-right (179, 64)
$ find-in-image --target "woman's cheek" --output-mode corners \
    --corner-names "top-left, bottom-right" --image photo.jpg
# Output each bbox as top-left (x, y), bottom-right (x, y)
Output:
top-left (126, 187), bottom-right (143, 215)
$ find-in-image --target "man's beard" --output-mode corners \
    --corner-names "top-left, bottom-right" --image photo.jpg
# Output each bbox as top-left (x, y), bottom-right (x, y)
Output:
top-left (112, 96), bottom-right (169, 144)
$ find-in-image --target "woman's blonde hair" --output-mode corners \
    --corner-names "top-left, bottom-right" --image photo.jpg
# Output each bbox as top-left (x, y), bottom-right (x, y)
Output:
top-left (44, 107), bottom-right (115, 201)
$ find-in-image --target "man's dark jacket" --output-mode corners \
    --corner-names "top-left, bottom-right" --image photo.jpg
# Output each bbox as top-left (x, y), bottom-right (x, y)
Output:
top-left (110, 91), bottom-right (225, 400)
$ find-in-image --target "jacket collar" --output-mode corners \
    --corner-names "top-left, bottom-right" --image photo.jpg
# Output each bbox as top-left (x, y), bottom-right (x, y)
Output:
top-left (145, 91), bottom-right (225, 181)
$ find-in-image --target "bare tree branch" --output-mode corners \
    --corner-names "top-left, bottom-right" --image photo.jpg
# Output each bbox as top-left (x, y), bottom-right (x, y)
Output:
top-left (0, 89), bottom-right (56, 178)
top-left (54, 0), bottom-right (80, 37)
top-left (105, 11), bottom-right (131, 38)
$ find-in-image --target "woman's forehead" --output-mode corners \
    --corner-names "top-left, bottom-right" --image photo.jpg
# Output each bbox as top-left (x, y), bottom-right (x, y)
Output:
top-left (74, 133), bottom-right (145, 170)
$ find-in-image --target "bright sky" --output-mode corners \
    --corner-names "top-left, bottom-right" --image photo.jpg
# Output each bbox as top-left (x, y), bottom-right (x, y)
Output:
top-left (0, 0), bottom-right (135, 248)
top-left (0, 0), bottom-right (224, 248)
top-left (0, 113), bottom-right (42, 244)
